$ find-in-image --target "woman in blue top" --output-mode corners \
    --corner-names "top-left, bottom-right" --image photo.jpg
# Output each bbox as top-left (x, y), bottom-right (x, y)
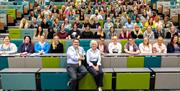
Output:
top-left (34, 35), bottom-right (50, 54)
top-left (86, 40), bottom-right (103, 91)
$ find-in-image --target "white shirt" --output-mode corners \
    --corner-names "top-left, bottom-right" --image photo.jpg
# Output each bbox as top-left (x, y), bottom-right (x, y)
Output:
top-left (108, 42), bottom-right (122, 53)
top-left (86, 48), bottom-right (101, 66)
top-left (90, 14), bottom-right (103, 20)
top-left (129, 45), bottom-right (134, 52)
top-left (153, 43), bottom-right (167, 53)
top-left (39, 42), bottom-right (45, 51)
top-left (0, 43), bottom-right (17, 54)
top-left (67, 46), bottom-right (85, 64)
top-left (139, 43), bottom-right (152, 53)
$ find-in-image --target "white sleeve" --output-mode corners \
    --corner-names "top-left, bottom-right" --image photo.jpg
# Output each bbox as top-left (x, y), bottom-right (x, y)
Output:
top-left (108, 43), bottom-right (113, 54)
top-left (86, 50), bottom-right (93, 66)
top-left (149, 44), bottom-right (152, 53)
top-left (163, 45), bottom-right (167, 53)
top-left (139, 43), bottom-right (144, 53)
top-left (97, 50), bottom-right (101, 66)
top-left (7, 43), bottom-right (17, 54)
top-left (119, 43), bottom-right (122, 53)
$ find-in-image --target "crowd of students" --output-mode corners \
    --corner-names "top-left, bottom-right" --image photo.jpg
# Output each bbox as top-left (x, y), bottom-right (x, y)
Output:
top-left (18, 0), bottom-right (179, 40)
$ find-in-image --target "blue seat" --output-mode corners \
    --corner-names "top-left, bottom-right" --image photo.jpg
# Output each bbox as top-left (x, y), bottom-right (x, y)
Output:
top-left (80, 40), bottom-right (90, 52)
top-left (64, 40), bottom-right (72, 53)
top-left (22, 29), bottom-right (34, 39)
top-left (10, 39), bottom-right (23, 48)
top-left (135, 39), bottom-right (143, 46)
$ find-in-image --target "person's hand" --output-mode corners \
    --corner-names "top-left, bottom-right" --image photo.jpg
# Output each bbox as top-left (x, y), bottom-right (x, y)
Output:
top-left (161, 49), bottom-right (165, 53)
top-left (94, 65), bottom-right (99, 71)
top-left (39, 50), bottom-right (44, 55)
top-left (79, 55), bottom-right (85, 61)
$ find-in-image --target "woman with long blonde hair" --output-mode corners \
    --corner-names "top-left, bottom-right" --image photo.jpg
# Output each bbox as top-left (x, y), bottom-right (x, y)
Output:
top-left (49, 35), bottom-right (64, 53)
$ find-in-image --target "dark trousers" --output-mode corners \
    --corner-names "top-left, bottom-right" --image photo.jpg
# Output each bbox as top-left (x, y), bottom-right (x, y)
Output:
top-left (88, 65), bottom-right (103, 88)
top-left (66, 64), bottom-right (87, 91)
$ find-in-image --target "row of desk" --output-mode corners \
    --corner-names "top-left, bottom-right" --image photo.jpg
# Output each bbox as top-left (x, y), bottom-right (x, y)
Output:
top-left (0, 54), bottom-right (180, 69)
top-left (0, 68), bottom-right (180, 90)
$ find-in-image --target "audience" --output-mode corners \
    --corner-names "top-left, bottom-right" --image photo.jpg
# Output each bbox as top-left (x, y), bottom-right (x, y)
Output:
top-left (34, 35), bottom-right (50, 54)
top-left (108, 36), bottom-right (122, 54)
top-left (106, 27), bottom-right (117, 39)
top-left (124, 38), bottom-right (140, 54)
top-left (0, 36), bottom-right (17, 54)
top-left (131, 25), bottom-right (143, 39)
top-left (18, 36), bottom-right (34, 53)
top-left (153, 36), bottom-right (167, 53)
top-left (167, 35), bottom-right (180, 53)
top-left (166, 26), bottom-right (178, 39)
top-left (104, 17), bottom-right (114, 30)
top-left (119, 26), bottom-right (131, 39)
top-left (94, 26), bottom-right (106, 39)
top-left (62, 18), bottom-right (72, 32)
top-left (57, 24), bottom-right (69, 39)
top-left (81, 25), bottom-right (94, 39)
top-left (34, 26), bottom-right (46, 40)
top-left (154, 25), bottom-right (165, 38)
top-left (98, 38), bottom-right (108, 53)
top-left (143, 26), bottom-right (155, 39)
top-left (49, 35), bottom-right (64, 53)
top-left (68, 24), bottom-right (81, 39)
top-left (19, 17), bottom-right (29, 29)
top-left (139, 37), bottom-right (152, 53)
top-left (125, 18), bottom-right (134, 30)
top-left (47, 27), bottom-right (56, 39)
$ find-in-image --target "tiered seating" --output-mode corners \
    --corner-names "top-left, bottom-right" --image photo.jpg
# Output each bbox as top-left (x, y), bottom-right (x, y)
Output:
top-left (0, 0), bottom-right (180, 90)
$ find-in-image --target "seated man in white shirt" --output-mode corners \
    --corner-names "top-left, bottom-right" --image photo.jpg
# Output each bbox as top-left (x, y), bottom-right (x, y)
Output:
top-left (153, 36), bottom-right (167, 53)
top-left (66, 39), bottom-right (87, 91)
top-left (108, 36), bottom-right (122, 53)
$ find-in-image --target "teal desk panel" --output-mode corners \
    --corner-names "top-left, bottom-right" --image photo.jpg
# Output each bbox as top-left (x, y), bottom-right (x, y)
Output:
top-left (144, 56), bottom-right (161, 68)
top-left (40, 72), bottom-right (70, 90)
top-left (0, 57), bottom-right (8, 70)
top-left (1, 74), bottom-right (36, 90)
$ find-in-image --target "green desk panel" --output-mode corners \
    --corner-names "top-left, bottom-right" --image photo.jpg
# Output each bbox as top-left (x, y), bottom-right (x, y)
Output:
top-left (120, 39), bottom-right (128, 53)
top-left (116, 73), bottom-right (150, 89)
top-left (42, 57), bottom-right (60, 68)
top-left (79, 73), bottom-right (112, 90)
top-left (127, 56), bottom-right (144, 68)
